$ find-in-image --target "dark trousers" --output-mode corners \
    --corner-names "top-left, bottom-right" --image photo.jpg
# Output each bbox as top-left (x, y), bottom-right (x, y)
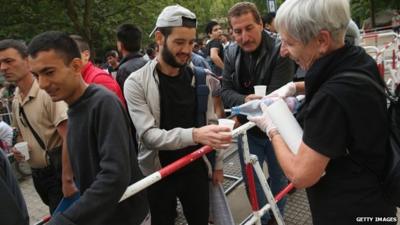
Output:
top-left (31, 165), bottom-right (63, 214)
top-left (147, 160), bottom-right (209, 225)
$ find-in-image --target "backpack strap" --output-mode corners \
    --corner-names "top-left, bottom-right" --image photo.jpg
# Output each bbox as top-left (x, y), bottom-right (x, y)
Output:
top-left (193, 66), bottom-right (216, 170)
top-left (193, 66), bottom-right (210, 127)
top-left (334, 72), bottom-right (396, 102)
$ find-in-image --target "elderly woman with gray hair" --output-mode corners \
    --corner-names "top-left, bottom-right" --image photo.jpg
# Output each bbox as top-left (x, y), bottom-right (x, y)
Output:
top-left (249, 0), bottom-right (397, 224)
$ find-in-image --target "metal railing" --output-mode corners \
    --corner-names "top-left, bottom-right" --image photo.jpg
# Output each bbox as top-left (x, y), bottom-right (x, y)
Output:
top-left (35, 121), bottom-right (295, 225)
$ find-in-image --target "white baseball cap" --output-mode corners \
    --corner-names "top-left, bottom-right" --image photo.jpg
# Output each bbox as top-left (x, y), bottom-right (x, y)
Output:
top-left (149, 4), bottom-right (197, 37)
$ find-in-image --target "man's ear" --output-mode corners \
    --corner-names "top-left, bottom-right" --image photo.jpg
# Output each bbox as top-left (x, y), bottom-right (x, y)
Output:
top-left (71, 58), bottom-right (83, 74)
top-left (155, 31), bottom-right (164, 47)
top-left (116, 41), bottom-right (121, 52)
top-left (81, 50), bottom-right (90, 63)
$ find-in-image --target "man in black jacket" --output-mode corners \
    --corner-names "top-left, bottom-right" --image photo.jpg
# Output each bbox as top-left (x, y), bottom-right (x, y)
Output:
top-left (116, 23), bottom-right (148, 91)
top-left (0, 151), bottom-right (29, 225)
top-left (221, 2), bottom-right (294, 225)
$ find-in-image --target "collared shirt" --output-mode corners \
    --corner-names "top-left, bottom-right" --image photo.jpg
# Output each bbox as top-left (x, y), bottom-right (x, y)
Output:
top-left (12, 79), bottom-right (67, 168)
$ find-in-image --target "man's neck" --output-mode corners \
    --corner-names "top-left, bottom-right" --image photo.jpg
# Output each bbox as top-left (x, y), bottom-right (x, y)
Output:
top-left (122, 49), bottom-right (132, 58)
top-left (157, 57), bottom-right (180, 77)
top-left (65, 80), bottom-right (88, 105)
top-left (17, 73), bottom-right (34, 98)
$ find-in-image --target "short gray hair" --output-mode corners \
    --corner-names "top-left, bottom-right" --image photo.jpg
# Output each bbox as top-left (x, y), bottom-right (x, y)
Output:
top-left (275, 0), bottom-right (350, 45)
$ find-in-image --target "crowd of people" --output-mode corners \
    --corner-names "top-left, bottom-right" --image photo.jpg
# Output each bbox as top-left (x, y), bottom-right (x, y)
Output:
top-left (0, 1), bottom-right (398, 225)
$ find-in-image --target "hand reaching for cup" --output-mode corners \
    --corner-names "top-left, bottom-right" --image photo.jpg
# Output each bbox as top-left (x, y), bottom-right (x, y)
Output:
top-left (193, 125), bottom-right (232, 149)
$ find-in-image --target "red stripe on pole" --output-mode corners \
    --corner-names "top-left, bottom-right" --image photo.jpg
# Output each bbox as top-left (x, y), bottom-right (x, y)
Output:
top-left (274, 183), bottom-right (294, 202)
top-left (33, 215), bottom-right (51, 225)
top-left (159, 145), bottom-right (213, 178)
top-left (246, 164), bottom-right (259, 211)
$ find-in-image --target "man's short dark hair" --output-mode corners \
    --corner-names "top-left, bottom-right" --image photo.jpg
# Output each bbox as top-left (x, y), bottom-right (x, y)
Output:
top-left (116, 24), bottom-right (142, 52)
top-left (205, 21), bottom-right (219, 35)
top-left (228, 2), bottom-right (262, 28)
top-left (27, 31), bottom-right (81, 65)
top-left (105, 50), bottom-right (118, 58)
top-left (146, 47), bottom-right (155, 56)
top-left (69, 34), bottom-right (90, 52)
top-left (0, 39), bottom-right (28, 58)
top-left (263, 12), bottom-right (276, 27)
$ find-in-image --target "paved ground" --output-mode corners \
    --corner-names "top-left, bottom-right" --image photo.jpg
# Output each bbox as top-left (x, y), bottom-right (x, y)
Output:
top-left (20, 148), bottom-right (316, 225)
top-left (18, 147), bottom-right (399, 225)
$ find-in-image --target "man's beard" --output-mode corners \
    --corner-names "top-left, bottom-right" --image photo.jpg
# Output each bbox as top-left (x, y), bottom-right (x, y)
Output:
top-left (161, 40), bottom-right (189, 68)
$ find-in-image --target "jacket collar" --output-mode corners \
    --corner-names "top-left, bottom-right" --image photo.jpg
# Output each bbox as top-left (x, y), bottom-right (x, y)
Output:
top-left (16, 79), bottom-right (40, 105)
top-left (118, 51), bottom-right (143, 69)
top-left (151, 57), bottom-right (196, 82)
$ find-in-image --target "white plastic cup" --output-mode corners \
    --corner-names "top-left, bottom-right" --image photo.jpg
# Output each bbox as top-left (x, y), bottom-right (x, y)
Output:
top-left (218, 119), bottom-right (235, 131)
top-left (218, 119), bottom-right (235, 148)
top-left (14, 142), bottom-right (30, 161)
top-left (254, 85), bottom-right (267, 96)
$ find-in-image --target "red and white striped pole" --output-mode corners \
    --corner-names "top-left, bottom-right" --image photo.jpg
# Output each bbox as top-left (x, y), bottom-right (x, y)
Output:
top-left (120, 145), bottom-right (213, 202)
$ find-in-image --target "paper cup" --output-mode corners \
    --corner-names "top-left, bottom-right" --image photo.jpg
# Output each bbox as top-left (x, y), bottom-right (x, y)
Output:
top-left (14, 142), bottom-right (30, 161)
top-left (218, 119), bottom-right (235, 148)
top-left (218, 119), bottom-right (235, 131)
top-left (254, 85), bottom-right (267, 96)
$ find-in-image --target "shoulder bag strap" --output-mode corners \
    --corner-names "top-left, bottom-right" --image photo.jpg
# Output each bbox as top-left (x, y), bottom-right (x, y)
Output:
top-left (19, 104), bottom-right (46, 150)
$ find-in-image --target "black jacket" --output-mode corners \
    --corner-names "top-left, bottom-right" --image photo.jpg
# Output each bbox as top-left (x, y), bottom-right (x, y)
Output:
top-left (0, 151), bottom-right (29, 225)
top-left (116, 52), bottom-right (147, 91)
top-left (50, 85), bottom-right (149, 225)
top-left (221, 31), bottom-right (294, 108)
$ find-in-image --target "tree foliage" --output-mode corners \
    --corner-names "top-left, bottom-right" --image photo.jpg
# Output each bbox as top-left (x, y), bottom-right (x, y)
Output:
top-left (2, 0), bottom-right (396, 61)
top-left (351, 0), bottom-right (399, 27)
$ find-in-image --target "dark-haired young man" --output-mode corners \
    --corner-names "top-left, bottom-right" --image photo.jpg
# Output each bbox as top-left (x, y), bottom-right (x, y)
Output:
top-left (205, 21), bottom-right (224, 76)
top-left (27, 31), bottom-right (149, 225)
top-left (115, 23), bottom-right (147, 91)
top-left (0, 39), bottom-right (68, 214)
top-left (263, 12), bottom-right (276, 34)
top-left (105, 50), bottom-right (119, 78)
top-left (124, 5), bottom-right (232, 225)
top-left (70, 35), bottom-right (125, 106)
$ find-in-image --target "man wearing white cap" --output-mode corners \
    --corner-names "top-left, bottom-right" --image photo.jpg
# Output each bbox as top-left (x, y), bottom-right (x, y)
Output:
top-left (124, 4), bottom-right (232, 225)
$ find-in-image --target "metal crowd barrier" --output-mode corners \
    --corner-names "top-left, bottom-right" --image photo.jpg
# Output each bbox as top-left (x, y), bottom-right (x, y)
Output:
top-left (363, 32), bottom-right (400, 93)
top-left (35, 121), bottom-right (294, 225)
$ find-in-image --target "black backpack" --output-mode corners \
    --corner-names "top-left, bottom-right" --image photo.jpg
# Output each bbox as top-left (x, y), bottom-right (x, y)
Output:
top-left (338, 72), bottom-right (400, 206)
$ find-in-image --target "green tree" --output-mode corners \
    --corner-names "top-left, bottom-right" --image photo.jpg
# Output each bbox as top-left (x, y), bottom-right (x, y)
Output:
top-left (351, 0), bottom-right (399, 28)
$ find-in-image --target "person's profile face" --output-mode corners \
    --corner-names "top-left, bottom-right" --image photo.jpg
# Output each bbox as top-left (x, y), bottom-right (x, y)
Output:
top-left (0, 48), bottom-right (30, 83)
top-left (29, 50), bottom-right (81, 103)
top-left (107, 56), bottom-right (118, 66)
top-left (230, 12), bottom-right (263, 53)
top-left (280, 31), bottom-right (320, 70)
